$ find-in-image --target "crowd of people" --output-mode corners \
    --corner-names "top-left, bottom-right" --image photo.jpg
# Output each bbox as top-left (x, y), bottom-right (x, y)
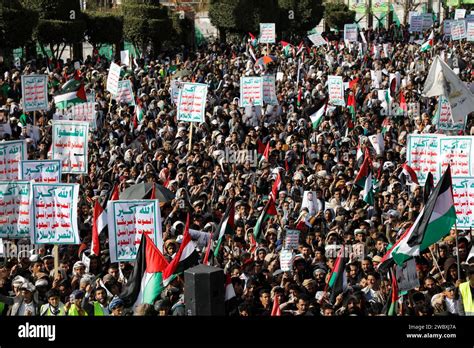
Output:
top-left (0, 20), bottom-right (473, 317)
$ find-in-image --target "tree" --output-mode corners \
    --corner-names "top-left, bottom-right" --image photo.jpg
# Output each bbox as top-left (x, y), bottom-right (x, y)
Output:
top-left (208, 0), bottom-right (240, 41)
top-left (324, 2), bottom-right (356, 31)
top-left (122, 0), bottom-right (173, 57)
top-left (85, 12), bottom-right (123, 52)
top-left (2, 0), bottom-right (38, 50)
top-left (20, 0), bottom-right (86, 60)
top-left (278, 0), bottom-right (324, 38)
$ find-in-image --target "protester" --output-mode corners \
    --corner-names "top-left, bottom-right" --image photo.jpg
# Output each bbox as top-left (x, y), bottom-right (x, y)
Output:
top-left (0, 20), bottom-right (472, 317)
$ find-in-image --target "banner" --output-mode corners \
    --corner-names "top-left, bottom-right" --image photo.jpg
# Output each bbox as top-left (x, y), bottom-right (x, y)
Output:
top-left (328, 75), bottom-right (345, 106)
top-left (20, 160), bottom-right (61, 183)
top-left (0, 181), bottom-right (30, 239)
top-left (106, 62), bottom-right (121, 95)
top-left (349, 0), bottom-right (367, 13)
top-left (439, 136), bottom-right (472, 177)
top-left (262, 75), bottom-right (278, 105)
top-left (240, 76), bottom-right (263, 107)
top-left (259, 23), bottom-right (276, 44)
top-left (31, 183), bottom-right (80, 244)
top-left (177, 83), bottom-right (208, 123)
top-left (107, 199), bottom-right (163, 262)
top-left (54, 103), bottom-right (97, 130)
top-left (0, 140), bottom-right (26, 180)
top-left (451, 20), bottom-right (467, 40)
top-left (372, 0), bottom-right (388, 13)
top-left (308, 32), bottom-right (327, 47)
top-left (437, 96), bottom-right (465, 132)
top-left (113, 80), bottom-right (135, 105)
top-left (344, 24), bottom-right (359, 42)
top-left (409, 15), bottom-right (423, 32)
top-left (452, 177), bottom-right (474, 228)
top-left (171, 80), bottom-right (183, 105)
top-left (52, 120), bottom-right (89, 174)
top-left (285, 230), bottom-right (300, 250)
top-left (468, 22), bottom-right (474, 41)
top-left (407, 134), bottom-right (442, 185)
top-left (21, 75), bottom-right (48, 112)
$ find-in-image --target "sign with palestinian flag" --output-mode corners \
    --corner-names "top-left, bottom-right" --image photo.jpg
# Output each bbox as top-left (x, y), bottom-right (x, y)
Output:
top-left (392, 166), bottom-right (456, 266)
top-left (107, 199), bottom-right (163, 263)
top-left (21, 75), bottom-right (48, 112)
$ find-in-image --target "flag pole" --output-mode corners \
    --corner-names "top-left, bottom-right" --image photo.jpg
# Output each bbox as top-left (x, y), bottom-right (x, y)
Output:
top-left (188, 122), bottom-right (193, 153)
top-left (430, 247), bottom-right (446, 283)
top-left (454, 222), bottom-right (461, 282)
top-left (53, 245), bottom-right (59, 277)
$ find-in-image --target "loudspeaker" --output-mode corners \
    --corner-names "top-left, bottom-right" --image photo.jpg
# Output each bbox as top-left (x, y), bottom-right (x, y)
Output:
top-left (184, 264), bottom-right (225, 316)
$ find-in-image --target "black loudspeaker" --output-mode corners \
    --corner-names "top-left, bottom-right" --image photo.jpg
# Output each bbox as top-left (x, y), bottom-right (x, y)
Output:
top-left (184, 264), bottom-right (225, 316)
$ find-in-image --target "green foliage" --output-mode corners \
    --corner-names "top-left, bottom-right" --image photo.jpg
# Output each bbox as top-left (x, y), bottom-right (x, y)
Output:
top-left (36, 19), bottom-right (86, 45)
top-left (85, 12), bottom-right (123, 48)
top-left (2, 3), bottom-right (38, 49)
top-left (20, 0), bottom-right (80, 20)
top-left (208, 0), bottom-right (239, 32)
top-left (324, 2), bottom-right (356, 31)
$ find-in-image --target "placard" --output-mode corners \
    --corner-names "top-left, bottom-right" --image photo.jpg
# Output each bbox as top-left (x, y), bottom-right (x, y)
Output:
top-left (55, 103), bottom-right (97, 130)
top-left (422, 13), bottom-right (434, 29)
top-left (0, 140), bottom-right (26, 180)
top-left (396, 258), bottom-right (420, 292)
top-left (285, 230), bottom-right (300, 250)
top-left (444, 20), bottom-right (455, 35)
top-left (410, 16), bottom-right (423, 32)
top-left (328, 75), bottom-right (345, 106)
top-left (113, 80), bottom-right (135, 105)
top-left (106, 62), bottom-right (121, 95)
top-left (177, 83), bottom-right (208, 123)
top-left (31, 183), bottom-right (80, 244)
top-left (452, 177), bottom-right (474, 228)
top-left (171, 80), bottom-right (183, 105)
top-left (455, 9), bottom-right (466, 20)
top-left (240, 77), bottom-right (263, 107)
top-left (308, 32), bottom-right (327, 47)
top-left (344, 24), bottom-right (359, 42)
top-left (107, 199), bottom-right (163, 262)
top-left (20, 160), bottom-right (61, 183)
top-left (0, 181), bottom-right (30, 239)
top-left (407, 134), bottom-right (442, 185)
top-left (52, 120), bottom-right (89, 174)
top-left (280, 249), bottom-right (293, 272)
top-left (468, 22), bottom-right (474, 41)
top-left (439, 136), bottom-right (472, 177)
top-left (437, 96), bottom-right (465, 132)
top-left (120, 50), bottom-right (130, 66)
top-left (21, 75), bottom-right (48, 112)
top-left (451, 20), bottom-right (467, 40)
top-left (259, 23), bottom-right (276, 44)
top-left (262, 75), bottom-right (278, 105)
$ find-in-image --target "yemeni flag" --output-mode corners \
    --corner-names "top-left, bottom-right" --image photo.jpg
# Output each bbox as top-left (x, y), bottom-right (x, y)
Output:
top-left (420, 30), bottom-right (434, 52)
top-left (225, 274), bottom-right (236, 301)
top-left (163, 215), bottom-right (199, 283)
top-left (110, 183), bottom-right (120, 201)
top-left (271, 171), bottom-right (281, 199)
top-left (259, 141), bottom-right (270, 165)
top-left (254, 196), bottom-right (278, 243)
top-left (329, 247), bottom-right (348, 304)
top-left (271, 294), bottom-right (281, 316)
top-left (120, 234), bottom-right (169, 308)
top-left (349, 78), bottom-right (359, 92)
top-left (213, 201), bottom-right (236, 258)
top-left (392, 166), bottom-right (456, 266)
top-left (400, 163), bottom-right (419, 185)
top-left (347, 92), bottom-right (356, 117)
top-left (387, 267), bottom-right (399, 316)
top-left (91, 200), bottom-right (107, 256)
top-left (53, 82), bottom-right (87, 109)
top-left (281, 41), bottom-right (293, 57)
top-left (310, 104), bottom-right (325, 129)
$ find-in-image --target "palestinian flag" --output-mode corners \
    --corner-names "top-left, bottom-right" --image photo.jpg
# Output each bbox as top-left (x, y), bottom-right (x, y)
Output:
top-left (213, 201), bottom-right (236, 257)
top-left (225, 274), bottom-right (236, 301)
top-left (202, 233), bottom-right (213, 265)
top-left (163, 215), bottom-right (199, 283)
top-left (254, 196), bottom-right (278, 243)
top-left (387, 267), bottom-right (399, 316)
top-left (392, 166), bottom-right (456, 266)
top-left (354, 154), bottom-right (373, 205)
top-left (110, 183), bottom-right (120, 201)
top-left (423, 172), bottom-right (434, 204)
top-left (377, 225), bottom-right (412, 272)
top-left (401, 163), bottom-right (419, 185)
top-left (281, 41), bottom-right (293, 57)
top-left (249, 32), bottom-right (258, 47)
top-left (420, 30), bottom-right (434, 52)
top-left (297, 87), bottom-right (302, 107)
top-left (381, 117), bottom-right (391, 135)
top-left (259, 141), bottom-right (270, 165)
top-left (120, 234), bottom-right (169, 308)
top-left (310, 104), bottom-right (325, 129)
top-left (248, 45), bottom-right (257, 61)
top-left (329, 247), bottom-right (348, 304)
top-left (53, 82), bottom-right (87, 109)
top-left (399, 90), bottom-right (407, 114)
top-left (133, 97), bottom-right (144, 128)
top-left (91, 200), bottom-right (107, 256)
top-left (296, 41), bottom-right (305, 56)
